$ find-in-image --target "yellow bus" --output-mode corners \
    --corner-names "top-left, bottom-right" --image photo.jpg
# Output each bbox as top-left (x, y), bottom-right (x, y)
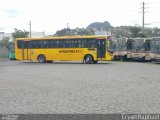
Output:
top-left (15, 36), bottom-right (112, 63)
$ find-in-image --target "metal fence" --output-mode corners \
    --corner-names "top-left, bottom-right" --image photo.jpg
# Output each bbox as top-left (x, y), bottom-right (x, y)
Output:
top-left (0, 44), bottom-right (8, 58)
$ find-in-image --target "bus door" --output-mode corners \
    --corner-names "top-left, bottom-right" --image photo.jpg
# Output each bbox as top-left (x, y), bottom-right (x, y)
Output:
top-left (97, 39), bottom-right (106, 59)
top-left (145, 39), bottom-right (151, 52)
top-left (22, 41), bottom-right (31, 60)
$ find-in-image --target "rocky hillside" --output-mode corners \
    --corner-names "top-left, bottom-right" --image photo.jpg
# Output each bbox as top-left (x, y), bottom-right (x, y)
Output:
top-left (86, 21), bottom-right (112, 30)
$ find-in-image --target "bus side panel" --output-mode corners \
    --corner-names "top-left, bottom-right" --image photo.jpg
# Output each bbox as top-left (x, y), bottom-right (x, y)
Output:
top-left (30, 49), bottom-right (45, 61)
top-left (15, 41), bottom-right (22, 60)
top-left (69, 48), bottom-right (96, 60)
top-left (49, 49), bottom-right (69, 61)
top-left (30, 48), bottom-right (97, 61)
top-left (16, 49), bottom-right (23, 60)
top-left (30, 49), bottom-right (70, 61)
top-left (106, 39), bottom-right (112, 61)
top-left (106, 51), bottom-right (112, 61)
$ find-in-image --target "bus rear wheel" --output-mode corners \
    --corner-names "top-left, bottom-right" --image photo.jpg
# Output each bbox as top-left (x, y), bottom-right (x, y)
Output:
top-left (93, 61), bottom-right (98, 64)
top-left (84, 55), bottom-right (93, 64)
top-left (38, 55), bottom-right (46, 63)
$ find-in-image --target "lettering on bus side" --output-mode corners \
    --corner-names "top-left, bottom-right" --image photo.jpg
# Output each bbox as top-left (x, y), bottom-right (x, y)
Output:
top-left (59, 50), bottom-right (83, 53)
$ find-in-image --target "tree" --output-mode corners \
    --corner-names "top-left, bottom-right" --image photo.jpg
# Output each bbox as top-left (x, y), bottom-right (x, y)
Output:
top-left (152, 27), bottom-right (160, 37)
top-left (0, 37), bottom-right (10, 48)
top-left (54, 28), bottom-right (94, 36)
top-left (12, 28), bottom-right (29, 39)
top-left (129, 26), bottom-right (141, 38)
top-left (55, 28), bottom-right (71, 36)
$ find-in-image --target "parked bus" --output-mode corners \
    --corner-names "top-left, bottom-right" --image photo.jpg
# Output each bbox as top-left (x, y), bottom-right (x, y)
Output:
top-left (108, 39), bottom-right (116, 54)
top-left (131, 38), bottom-right (151, 61)
top-left (7, 41), bottom-right (16, 60)
top-left (144, 38), bottom-right (151, 61)
top-left (150, 37), bottom-right (160, 62)
top-left (112, 37), bottom-right (133, 61)
top-left (15, 36), bottom-right (112, 63)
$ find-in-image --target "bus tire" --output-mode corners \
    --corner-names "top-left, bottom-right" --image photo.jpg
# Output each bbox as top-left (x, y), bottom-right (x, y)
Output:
top-left (120, 57), bottom-right (124, 61)
top-left (37, 55), bottom-right (46, 63)
top-left (46, 60), bottom-right (53, 63)
top-left (93, 60), bottom-right (98, 64)
top-left (84, 55), bottom-right (93, 64)
top-left (113, 56), bottom-right (118, 61)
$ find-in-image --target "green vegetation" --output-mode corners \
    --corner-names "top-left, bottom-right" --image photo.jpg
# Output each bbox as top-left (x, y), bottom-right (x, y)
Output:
top-left (12, 28), bottom-right (29, 39)
top-left (54, 21), bottom-right (160, 38)
top-left (0, 28), bottom-right (29, 48)
top-left (112, 26), bottom-right (160, 38)
top-left (0, 28), bottom-right (29, 59)
top-left (0, 36), bottom-right (10, 48)
top-left (54, 21), bottom-right (111, 36)
top-left (54, 28), bottom-right (94, 36)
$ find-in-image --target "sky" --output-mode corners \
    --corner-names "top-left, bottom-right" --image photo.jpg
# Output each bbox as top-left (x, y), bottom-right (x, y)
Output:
top-left (0, 0), bottom-right (160, 35)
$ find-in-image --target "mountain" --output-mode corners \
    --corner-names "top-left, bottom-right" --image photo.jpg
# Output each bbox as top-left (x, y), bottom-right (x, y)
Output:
top-left (86, 21), bottom-right (112, 30)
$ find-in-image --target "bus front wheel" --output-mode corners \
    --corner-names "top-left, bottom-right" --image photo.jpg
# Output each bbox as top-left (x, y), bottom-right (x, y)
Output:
top-left (84, 55), bottom-right (93, 64)
top-left (38, 55), bottom-right (46, 63)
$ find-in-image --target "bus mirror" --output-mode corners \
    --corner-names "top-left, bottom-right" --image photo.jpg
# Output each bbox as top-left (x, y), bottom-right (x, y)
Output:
top-left (107, 41), bottom-right (110, 45)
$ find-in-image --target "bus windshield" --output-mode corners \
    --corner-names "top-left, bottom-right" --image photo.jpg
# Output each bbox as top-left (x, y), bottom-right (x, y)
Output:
top-left (116, 38), bottom-right (127, 51)
top-left (151, 38), bottom-right (160, 54)
top-left (108, 40), bottom-right (116, 53)
top-left (131, 39), bottom-right (145, 53)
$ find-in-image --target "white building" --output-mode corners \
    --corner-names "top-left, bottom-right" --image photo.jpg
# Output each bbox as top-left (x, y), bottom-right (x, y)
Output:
top-left (0, 31), bottom-right (45, 41)
top-left (0, 32), bottom-right (12, 40)
top-left (30, 31), bottom-right (45, 38)
top-left (94, 30), bottom-right (111, 36)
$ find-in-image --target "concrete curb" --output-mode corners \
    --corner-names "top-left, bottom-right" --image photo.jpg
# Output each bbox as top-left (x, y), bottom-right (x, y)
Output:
top-left (0, 58), bottom-right (9, 61)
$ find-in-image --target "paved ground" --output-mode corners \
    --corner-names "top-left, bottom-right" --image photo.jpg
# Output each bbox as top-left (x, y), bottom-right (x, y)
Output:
top-left (0, 60), bottom-right (160, 113)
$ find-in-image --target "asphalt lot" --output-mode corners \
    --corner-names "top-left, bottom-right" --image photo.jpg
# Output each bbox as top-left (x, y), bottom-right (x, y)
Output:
top-left (0, 60), bottom-right (160, 113)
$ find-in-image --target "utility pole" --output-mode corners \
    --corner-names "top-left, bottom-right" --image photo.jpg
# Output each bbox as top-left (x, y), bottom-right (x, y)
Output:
top-left (43, 30), bottom-right (45, 37)
top-left (29, 21), bottom-right (31, 38)
top-left (142, 2), bottom-right (145, 31)
top-left (67, 22), bottom-right (69, 29)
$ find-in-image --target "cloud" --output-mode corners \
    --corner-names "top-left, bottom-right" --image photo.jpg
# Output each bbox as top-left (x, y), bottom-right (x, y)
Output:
top-left (3, 9), bottom-right (21, 18)
top-left (0, 0), bottom-right (160, 33)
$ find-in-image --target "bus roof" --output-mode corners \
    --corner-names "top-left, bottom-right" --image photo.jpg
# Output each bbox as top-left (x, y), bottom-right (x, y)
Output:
top-left (152, 37), bottom-right (160, 41)
top-left (15, 35), bottom-right (108, 41)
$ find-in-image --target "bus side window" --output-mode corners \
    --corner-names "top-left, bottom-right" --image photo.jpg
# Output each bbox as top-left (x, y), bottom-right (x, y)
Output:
top-left (59, 40), bottom-right (64, 48)
top-left (70, 40), bottom-right (74, 48)
top-left (81, 39), bottom-right (87, 48)
top-left (77, 39), bottom-right (82, 48)
top-left (27, 41), bottom-right (31, 48)
top-left (43, 41), bottom-right (47, 48)
top-left (17, 40), bottom-right (23, 49)
top-left (39, 41), bottom-right (43, 48)
top-left (62, 40), bottom-right (65, 48)
top-left (65, 40), bottom-right (68, 48)
top-left (56, 40), bottom-right (60, 48)
top-left (74, 40), bottom-right (77, 47)
top-left (31, 41), bottom-right (35, 48)
top-left (52, 40), bottom-right (55, 48)
top-left (47, 40), bottom-right (52, 48)
top-left (68, 39), bottom-right (72, 48)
